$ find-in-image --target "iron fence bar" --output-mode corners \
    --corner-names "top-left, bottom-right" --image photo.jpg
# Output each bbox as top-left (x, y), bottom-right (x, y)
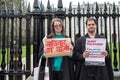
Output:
top-left (25, 13), bottom-right (32, 78)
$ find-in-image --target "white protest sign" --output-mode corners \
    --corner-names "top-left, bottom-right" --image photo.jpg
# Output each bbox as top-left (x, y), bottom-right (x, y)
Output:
top-left (85, 38), bottom-right (106, 66)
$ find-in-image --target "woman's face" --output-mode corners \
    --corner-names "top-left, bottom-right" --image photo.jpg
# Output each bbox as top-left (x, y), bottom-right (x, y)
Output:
top-left (53, 21), bottom-right (63, 34)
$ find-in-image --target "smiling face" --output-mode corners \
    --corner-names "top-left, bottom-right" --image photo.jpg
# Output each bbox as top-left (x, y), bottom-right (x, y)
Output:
top-left (49, 18), bottom-right (66, 37)
top-left (53, 21), bottom-right (63, 34)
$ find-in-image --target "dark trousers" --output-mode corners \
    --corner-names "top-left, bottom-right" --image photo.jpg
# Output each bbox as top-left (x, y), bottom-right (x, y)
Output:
top-left (52, 71), bottom-right (63, 80)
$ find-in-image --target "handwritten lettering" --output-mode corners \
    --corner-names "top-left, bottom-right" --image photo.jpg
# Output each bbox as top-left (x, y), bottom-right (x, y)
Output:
top-left (45, 39), bottom-right (72, 53)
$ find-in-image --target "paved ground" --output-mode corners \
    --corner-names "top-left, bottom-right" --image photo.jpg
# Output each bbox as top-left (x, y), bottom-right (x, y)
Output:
top-left (114, 71), bottom-right (120, 80)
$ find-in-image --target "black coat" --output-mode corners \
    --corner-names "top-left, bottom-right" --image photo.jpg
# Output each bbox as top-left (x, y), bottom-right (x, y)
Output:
top-left (38, 37), bottom-right (74, 80)
top-left (73, 33), bottom-right (114, 80)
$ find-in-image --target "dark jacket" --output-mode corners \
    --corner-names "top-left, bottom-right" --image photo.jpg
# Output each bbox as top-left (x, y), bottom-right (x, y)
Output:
top-left (73, 33), bottom-right (114, 80)
top-left (38, 36), bottom-right (74, 80)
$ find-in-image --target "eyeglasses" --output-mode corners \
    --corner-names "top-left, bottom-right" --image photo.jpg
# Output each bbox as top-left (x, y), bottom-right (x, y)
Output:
top-left (54, 24), bottom-right (62, 28)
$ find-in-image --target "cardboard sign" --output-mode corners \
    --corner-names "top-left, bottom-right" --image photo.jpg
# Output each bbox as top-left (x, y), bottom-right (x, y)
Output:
top-left (44, 38), bottom-right (73, 58)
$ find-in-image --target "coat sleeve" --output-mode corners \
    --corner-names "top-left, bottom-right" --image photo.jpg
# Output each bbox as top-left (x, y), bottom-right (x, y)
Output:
top-left (73, 37), bottom-right (85, 61)
top-left (38, 41), bottom-right (44, 59)
top-left (105, 41), bottom-right (114, 80)
top-left (100, 36), bottom-right (114, 80)
top-left (38, 41), bottom-right (46, 66)
top-left (106, 55), bottom-right (114, 80)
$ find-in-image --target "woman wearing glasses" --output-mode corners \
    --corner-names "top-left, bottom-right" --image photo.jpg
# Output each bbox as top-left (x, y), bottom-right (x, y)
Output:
top-left (38, 18), bottom-right (74, 80)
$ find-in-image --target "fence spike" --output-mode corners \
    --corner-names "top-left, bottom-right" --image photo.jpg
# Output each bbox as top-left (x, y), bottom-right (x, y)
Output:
top-left (104, 2), bottom-right (107, 11)
top-left (69, 2), bottom-right (72, 12)
top-left (40, 1), bottom-right (44, 12)
top-left (18, 0), bottom-right (23, 14)
top-left (1, 1), bottom-right (7, 14)
top-left (57, 0), bottom-right (63, 9)
top-left (47, 0), bottom-right (51, 12)
top-left (87, 2), bottom-right (90, 12)
top-left (33, 0), bottom-right (39, 10)
top-left (95, 2), bottom-right (99, 11)
top-left (113, 2), bottom-right (116, 12)
top-left (47, 0), bottom-right (51, 9)
top-left (27, 2), bottom-right (31, 13)
top-left (10, 1), bottom-right (15, 14)
top-left (77, 2), bottom-right (81, 12)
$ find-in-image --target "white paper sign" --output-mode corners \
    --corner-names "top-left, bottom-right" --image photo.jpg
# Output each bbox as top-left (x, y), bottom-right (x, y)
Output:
top-left (44, 67), bottom-right (50, 80)
top-left (34, 56), bottom-right (42, 80)
top-left (34, 67), bottom-right (39, 80)
top-left (85, 38), bottom-right (106, 66)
